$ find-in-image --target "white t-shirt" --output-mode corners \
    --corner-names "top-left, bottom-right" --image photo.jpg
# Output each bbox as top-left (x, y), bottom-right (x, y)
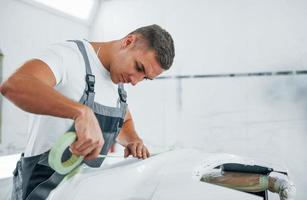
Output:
top-left (24, 40), bottom-right (119, 157)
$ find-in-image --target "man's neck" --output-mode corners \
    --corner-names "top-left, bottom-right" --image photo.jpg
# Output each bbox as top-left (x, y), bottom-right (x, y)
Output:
top-left (90, 41), bottom-right (118, 72)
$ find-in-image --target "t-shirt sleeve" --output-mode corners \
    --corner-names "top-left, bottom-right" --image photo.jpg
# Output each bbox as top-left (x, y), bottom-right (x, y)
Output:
top-left (34, 43), bottom-right (66, 86)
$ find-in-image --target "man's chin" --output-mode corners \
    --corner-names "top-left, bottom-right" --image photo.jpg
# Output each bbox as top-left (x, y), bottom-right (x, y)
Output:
top-left (114, 77), bottom-right (123, 84)
top-left (109, 75), bottom-right (118, 84)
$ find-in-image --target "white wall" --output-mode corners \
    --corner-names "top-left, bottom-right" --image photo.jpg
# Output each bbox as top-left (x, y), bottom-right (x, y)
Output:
top-left (0, 0), bottom-right (89, 154)
top-left (90, 0), bottom-right (307, 199)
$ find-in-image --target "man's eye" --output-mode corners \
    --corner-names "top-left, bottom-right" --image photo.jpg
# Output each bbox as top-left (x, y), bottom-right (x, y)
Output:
top-left (136, 65), bottom-right (143, 72)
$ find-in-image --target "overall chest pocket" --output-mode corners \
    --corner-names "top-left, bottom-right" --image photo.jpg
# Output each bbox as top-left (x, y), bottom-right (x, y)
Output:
top-left (95, 113), bottom-right (123, 133)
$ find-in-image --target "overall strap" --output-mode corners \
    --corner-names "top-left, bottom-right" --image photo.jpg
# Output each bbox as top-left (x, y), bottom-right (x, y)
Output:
top-left (68, 40), bottom-right (95, 108)
top-left (118, 83), bottom-right (127, 103)
top-left (25, 172), bottom-right (65, 200)
top-left (69, 40), bottom-right (92, 75)
top-left (117, 83), bottom-right (128, 127)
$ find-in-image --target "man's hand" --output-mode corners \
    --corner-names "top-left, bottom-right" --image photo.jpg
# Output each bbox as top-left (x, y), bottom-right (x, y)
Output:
top-left (124, 140), bottom-right (150, 159)
top-left (70, 106), bottom-right (104, 161)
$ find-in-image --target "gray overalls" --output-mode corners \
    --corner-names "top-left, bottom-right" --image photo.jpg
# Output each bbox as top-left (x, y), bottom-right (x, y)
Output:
top-left (11, 40), bottom-right (128, 200)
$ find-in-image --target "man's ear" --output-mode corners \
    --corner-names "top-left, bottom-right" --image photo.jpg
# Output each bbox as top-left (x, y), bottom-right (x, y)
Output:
top-left (121, 34), bottom-right (137, 48)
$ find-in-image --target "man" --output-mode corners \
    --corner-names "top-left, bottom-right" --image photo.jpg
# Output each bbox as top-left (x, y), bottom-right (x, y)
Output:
top-left (0, 24), bottom-right (175, 199)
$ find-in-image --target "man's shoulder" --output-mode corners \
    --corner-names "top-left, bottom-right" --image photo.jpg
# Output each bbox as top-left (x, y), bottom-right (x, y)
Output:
top-left (42, 40), bottom-right (85, 64)
top-left (48, 40), bottom-right (80, 53)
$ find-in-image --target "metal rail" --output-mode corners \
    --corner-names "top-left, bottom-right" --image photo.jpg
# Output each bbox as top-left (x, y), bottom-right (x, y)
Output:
top-left (157, 70), bottom-right (307, 80)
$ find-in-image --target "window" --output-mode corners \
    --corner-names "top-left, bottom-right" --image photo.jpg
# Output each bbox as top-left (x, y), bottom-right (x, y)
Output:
top-left (20, 0), bottom-right (98, 24)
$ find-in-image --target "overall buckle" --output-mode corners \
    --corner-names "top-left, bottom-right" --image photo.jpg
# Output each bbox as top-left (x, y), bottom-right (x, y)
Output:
top-left (118, 88), bottom-right (127, 103)
top-left (86, 74), bottom-right (95, 92)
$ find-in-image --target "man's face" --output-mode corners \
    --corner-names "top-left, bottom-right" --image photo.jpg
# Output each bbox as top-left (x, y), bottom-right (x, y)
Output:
top-left (109, 35), bottom-right (164, 86)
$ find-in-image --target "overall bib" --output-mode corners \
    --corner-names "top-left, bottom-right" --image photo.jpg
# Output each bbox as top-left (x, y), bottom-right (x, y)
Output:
top-left (11, 40), bottom-right (128, 200)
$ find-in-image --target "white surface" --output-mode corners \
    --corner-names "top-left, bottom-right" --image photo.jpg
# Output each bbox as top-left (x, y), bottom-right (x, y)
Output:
top-left (0, 177), bottom-right (12, 200)
top-left (47, 149), bottom-right (267, 200)
top-left (0, 154), bottom-right (20, 179)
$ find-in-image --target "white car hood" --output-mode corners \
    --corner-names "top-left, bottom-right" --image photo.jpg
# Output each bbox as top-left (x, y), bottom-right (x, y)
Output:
top-left (47, 148), bottom-right (264, 200)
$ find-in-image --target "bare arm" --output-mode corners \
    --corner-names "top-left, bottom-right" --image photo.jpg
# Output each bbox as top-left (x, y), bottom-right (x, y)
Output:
top-left (116, 109), bottom-right (150, 159)
top-left (0, 59), bottom-right (84, 118)
top-left (116, 109), bottom-right (142, 146)
top-left (0, 59), bottom-right (104, 160)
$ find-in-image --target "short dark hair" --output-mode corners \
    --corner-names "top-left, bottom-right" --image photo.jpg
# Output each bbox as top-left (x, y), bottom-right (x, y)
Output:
top-left (130, 24), bottom-right (175, 70)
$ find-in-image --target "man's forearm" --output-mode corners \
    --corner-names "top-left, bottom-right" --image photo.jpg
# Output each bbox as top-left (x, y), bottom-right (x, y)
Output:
top-left (0, 73), bottom-right (85, 120)
top-left (116, 110), bottom-right (150, 159)
top-left (116, 118), bottom-right (142, 147)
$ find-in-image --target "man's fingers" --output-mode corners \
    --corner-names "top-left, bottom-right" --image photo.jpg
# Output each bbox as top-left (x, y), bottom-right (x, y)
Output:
top-left (78, 144), bottom-right (96, 157)
top-left (84, 146), bottom-right (101, 160)
top-left (71, 138), bottom-right (84, 150)
top-left (124, 148), bottom-right (130, 158)
top-left (74, 140), bottom-right (93, 152)
top-left (129, 143), bottom-right (137, 157)
top-left (136, 143), bottom-right (143, 158)
top-left (70, 143), bottom-right (82, 155)
top-left (71, 139), bottom-right (95, 155)
top-left (146, 148), bottom-right (150, 158)
top-left (142, 147), bottom-right (147, 159)
top-left (125, 142), bottom-right (150, 159)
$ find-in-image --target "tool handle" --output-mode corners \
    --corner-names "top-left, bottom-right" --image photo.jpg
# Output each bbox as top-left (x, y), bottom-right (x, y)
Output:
top-left (221, 163), bottom-right (274, 175)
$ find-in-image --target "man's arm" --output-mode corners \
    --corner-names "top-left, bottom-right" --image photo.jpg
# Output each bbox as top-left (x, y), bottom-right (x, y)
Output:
top-left (116, 109), bottom-right (150, 159)
top-left (0, 59), bottom-right (104, 160)
top-left (0, 59), bottom-right (83, 118)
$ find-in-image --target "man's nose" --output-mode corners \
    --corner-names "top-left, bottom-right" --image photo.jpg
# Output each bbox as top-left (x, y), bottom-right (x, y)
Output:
top-left (130, 77), bottom-right (138, 86)
top-left (129, 73), bottom-right (144, 86)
